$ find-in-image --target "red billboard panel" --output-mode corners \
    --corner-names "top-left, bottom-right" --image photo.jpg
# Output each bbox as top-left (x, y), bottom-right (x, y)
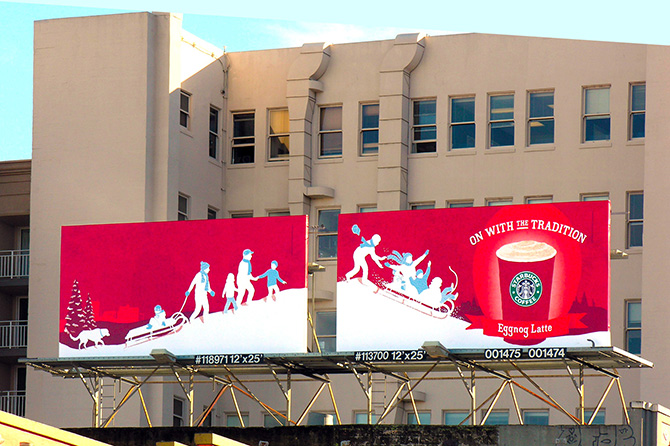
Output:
top-left (337, 202), bottom-right (610, 350)
top-left (59, 216), bottom-right (308, 357)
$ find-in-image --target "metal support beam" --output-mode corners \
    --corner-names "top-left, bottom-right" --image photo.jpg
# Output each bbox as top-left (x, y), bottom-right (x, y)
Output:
top-left (588, 378), bottom-right (615, 425)
top-left (295, 382), bottom-right (327, 426)
top-left (480, 381), bottom-right (508, 425)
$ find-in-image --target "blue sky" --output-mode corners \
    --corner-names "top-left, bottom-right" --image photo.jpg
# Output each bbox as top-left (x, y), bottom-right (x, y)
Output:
top-left (2, 0), bottom-right (670, 161)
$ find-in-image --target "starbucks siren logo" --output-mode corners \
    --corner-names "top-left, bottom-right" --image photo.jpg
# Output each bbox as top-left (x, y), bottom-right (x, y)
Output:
top-left (509, 271), bottom-right (543, 307)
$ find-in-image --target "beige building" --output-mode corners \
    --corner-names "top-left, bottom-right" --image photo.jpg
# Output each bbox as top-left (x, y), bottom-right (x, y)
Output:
top-left (14, 10), bottom-right (670, 427)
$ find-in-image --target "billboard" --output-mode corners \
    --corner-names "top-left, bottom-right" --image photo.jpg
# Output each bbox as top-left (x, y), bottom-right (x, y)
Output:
top-left (337, 202), bottom-right (610, 350)
top-left (59, 216), bottom-right (308, 357)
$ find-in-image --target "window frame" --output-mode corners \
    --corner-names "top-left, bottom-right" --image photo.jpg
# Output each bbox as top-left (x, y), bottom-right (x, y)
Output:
top-left (209, 106), bottom-right (220, 159)
top-left (410, 202), bottom-right (435, 210)
top-left (268, 108), bottom-right (290, 162)
top-left (627, 191), bottom-right (644, 248)
top-left (522, 409), bottom-right (549, 425)
top-left (360, 102), bottom-right (380, 156)
top-left (625, 300), bottom-right (641, 355)
top-left (319, 105), bottom-right (343, 158)
top-left (267, 210), bottom-right (291, 217)
top-left (207, 207), bottom-right (218, 220)
top-left (482, 409), bottom-right (509, 425)
top-left (525, 195), bottom-right (553, 204)
top-left (486, 197), bottom-right (513, 207)
top-left (173, 396), bottom-right (185, 427)
top-left (231, 111), bottom-right (256, 165)
top-left (443, 410), bottom-right (470, 425)
top-left (629, 83), bottom-right (646, 140)
top-left (230, 211), bottom-right (253, 219)
top-left (450, 95), bottom-right (476, 150)
top-left (177, 194), bottom-right (189, 221)
top-left (582, 408), bottom-right (606, 425)
top-left (488, 93), bottom-right (515, 148)
top-left (264, 412), bottom-right (286, 427)
top-left (407, 411), bottom-right (431, 425)
top-left (412, 99), bottom-right (437, 153)
top-left (527, 90), bottom-right (555, 146)
top-left (583, 86), bottom-right (611, 143)
top-left (180, 90), bottom-right (191, 129)
top-left (316, 310), bottom-right (336, 353)
top-left (316, 208), bottom-right (340, 260)
top-left (354, 412), bottom-right (379, 424)
top-left (226, 412), bottom-right (249, 427)
top-left (581, 193), bottom-right (610, 202)
top-left (358, 205), bottom-right (377, 213)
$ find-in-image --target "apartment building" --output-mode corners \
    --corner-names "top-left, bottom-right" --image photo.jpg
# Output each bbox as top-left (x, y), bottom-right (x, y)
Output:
top-left (0, 160), bottom-right (30, 417)
top-left (21, 11), bottom-right (670, 427)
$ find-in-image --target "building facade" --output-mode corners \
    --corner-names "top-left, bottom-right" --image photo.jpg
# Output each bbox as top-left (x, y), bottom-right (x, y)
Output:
top-left (21, 11), bottom-right (670, 427)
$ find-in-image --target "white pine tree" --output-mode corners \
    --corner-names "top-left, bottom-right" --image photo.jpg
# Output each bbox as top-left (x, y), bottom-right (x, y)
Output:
top-left (82, 293), bottom-right (98, 331)
top-left (64, 280), bottom-right (85, 337)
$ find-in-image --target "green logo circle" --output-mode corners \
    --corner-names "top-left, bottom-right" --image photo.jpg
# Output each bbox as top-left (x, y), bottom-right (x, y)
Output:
top-left (509, 271), bottom-right (543, 307)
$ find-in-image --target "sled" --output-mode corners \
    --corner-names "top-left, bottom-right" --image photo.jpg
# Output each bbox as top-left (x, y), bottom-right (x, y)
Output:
top-left (376, 281), bottom-right (455, 320)
top-left (124, 312), bottom-right (188, 348)
top-left (352, 278), bottom-right (455, 319)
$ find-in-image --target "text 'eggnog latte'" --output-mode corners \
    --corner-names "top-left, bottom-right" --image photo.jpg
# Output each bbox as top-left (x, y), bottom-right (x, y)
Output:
top-left (496, 241), bottom-right (557, 323)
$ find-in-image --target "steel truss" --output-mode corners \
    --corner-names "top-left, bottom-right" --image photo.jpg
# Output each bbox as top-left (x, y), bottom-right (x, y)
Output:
top-left (23, 346), bottom-right (651, 427)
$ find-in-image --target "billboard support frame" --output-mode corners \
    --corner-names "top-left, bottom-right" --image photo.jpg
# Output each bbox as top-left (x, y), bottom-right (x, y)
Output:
top-left (24, 346), bottom-right (651, 427)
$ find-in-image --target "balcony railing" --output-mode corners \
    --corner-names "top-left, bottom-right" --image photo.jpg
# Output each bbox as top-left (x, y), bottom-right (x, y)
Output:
top-left (0, 320), bottom-right (27, 349)
top-left (0, 390), bottom-right (25, 416)
top-left (0, 249), bottom-right (29, 279)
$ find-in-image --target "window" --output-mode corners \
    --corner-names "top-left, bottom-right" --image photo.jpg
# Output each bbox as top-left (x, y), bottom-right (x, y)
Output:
top-left (626, 300), bottom-right (641, 354)
top-left (319, 106), bottom-right (342, 157)
top-left (523, 409), bottom-right (549, 425)
top-left (317, 209), bottom-right (340, 259)
top-left (316, 311), bottom-right (336, 352)
top-left (581, 193), bottom-right (609, 202)
top-left (264, 413), bottom-right (285, 427)
top-left (268, 210), bottom-right (290, 217)
top-left (482, 410), bottom-right (508, 425)
top-left (209, 107), bottom-right (219, 158)
top-left (448, 200), bottom-right (474, 208)
top-left (528, 91), bottom-right (554, 145)
top-left (178, 194), bottom-right (189, 221)
top-left (173, 397), bottom-right (184, 427)
top-left (451, 97), bottom-right (475, 149)
top-left (525, 196), bottom-right (553, 204)
top-left (489, 94), bottom-right (514, 147)
top-left (486, 198), bottom-right (513, 206)
top-left (201, 405), bottom-right (212, 427)
top-left (358, 205), bottom-right (377, 213)
top-left (307, 412), bottom-right (337, 425)
top-left (627, 192), bottom-right (643, 247)
top-left (226, 413), bottom-right (249, 427)
top-left (269, 109), bottom-right (290, 161)
top-left (407, 411), bottom-right (431, 425)
top-left (232, 112), bottom-right (255, 164)
top-left (630, 83), bottom-right (645, 139)
top-left (583, 87), bottom-right (610, 142)
top-left (412, 100), bottom-right (437, 153)
top-left (231, 211), bottom-right (253, 219)
top-left (207, 207), bottom-right (218, 220)
top-left (410, 203), bottom-right (435, 210)
top-left (584, 408), bottom-right (606, 425)
top-left (443, 411), bottom-right (469, 425)
top-left (361, 103), bottom-right (379, 155)
top-left (355, 412), bottom-right (379, 424)
top-left (180, 90), bottom-right (190, 129)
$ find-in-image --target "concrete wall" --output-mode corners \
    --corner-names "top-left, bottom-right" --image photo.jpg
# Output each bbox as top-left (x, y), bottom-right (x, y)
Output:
top-left (67, 423), bottom-right (643, 446)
